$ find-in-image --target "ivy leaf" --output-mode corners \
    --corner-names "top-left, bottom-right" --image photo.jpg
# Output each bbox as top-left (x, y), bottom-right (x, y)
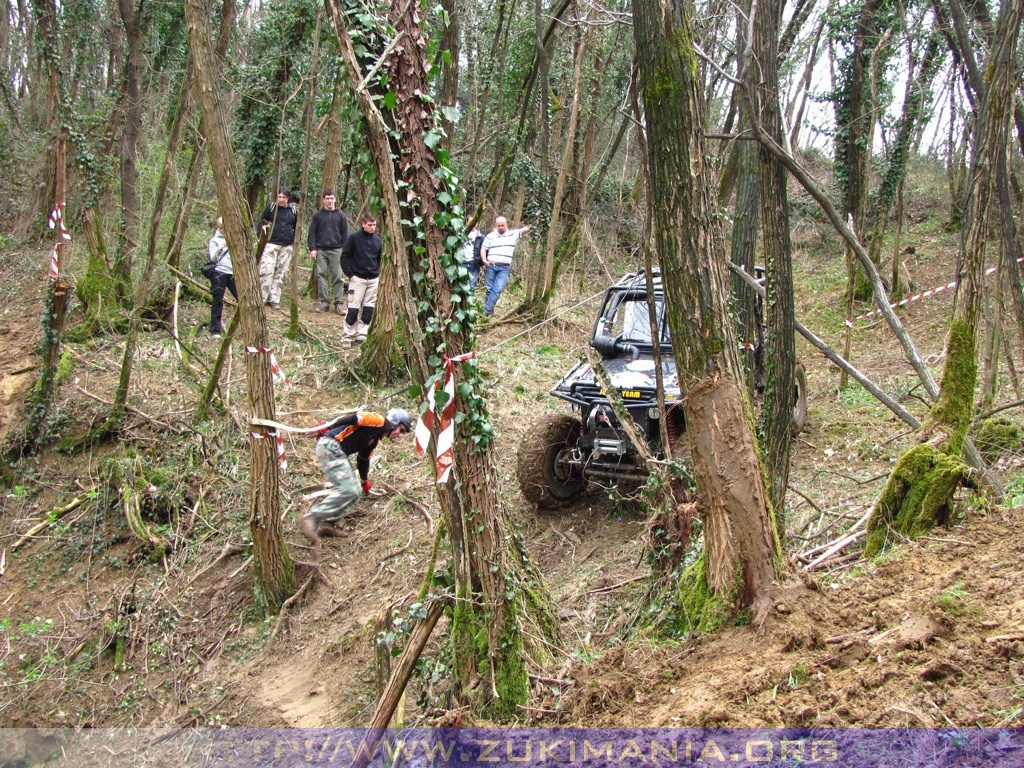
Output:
top-left (441, 105), bottom-right (458, 123)
top-left (422, 130), bottom-right (442, 150)
top-left (382, 92), bottom-right (397, 110)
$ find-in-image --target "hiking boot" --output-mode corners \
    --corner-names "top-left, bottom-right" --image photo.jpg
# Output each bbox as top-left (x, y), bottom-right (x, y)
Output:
top-left (317, 521), bottom-right (344, 538)
top-left (318, 303), bottom-right (330, 312)
top-left (335, 303), bottom-right (345, 315)
top-left (298, 515), bottom-right (320, 545)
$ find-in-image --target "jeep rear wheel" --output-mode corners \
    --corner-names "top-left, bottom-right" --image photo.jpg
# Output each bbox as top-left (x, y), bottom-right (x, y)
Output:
top-left (791, 362), bottom-right (808, 435)
top-left (517, 414), bottom-right (586, 509)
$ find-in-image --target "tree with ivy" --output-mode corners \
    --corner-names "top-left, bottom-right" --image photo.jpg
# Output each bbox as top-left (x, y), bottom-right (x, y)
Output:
top-left (328, 0), bottom-right (559, 720)
top-left (865, 0), bottom-right (1023, 556)
top-left (632, 0), bottom-right (782, 632)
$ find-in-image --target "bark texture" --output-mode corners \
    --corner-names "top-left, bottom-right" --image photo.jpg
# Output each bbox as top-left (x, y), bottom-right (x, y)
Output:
top-left (632, 0), bottom-right (780, 630)
top-left (184, 0), bottom-right (295, 613)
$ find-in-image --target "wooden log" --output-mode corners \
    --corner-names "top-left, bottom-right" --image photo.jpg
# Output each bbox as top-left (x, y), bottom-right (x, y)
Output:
top-left (11, 492), bottom-right (91, 552)
top-left (351, 596), bottom-right (450, 768)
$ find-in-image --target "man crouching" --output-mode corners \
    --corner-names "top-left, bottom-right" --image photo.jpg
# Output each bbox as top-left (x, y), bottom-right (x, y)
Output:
top-left (299, 408), bottom-right (412, 544)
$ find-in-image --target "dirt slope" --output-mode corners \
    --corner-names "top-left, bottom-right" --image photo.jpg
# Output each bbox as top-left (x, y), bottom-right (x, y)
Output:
top-left (1, 205), bottom-right (1023, 730)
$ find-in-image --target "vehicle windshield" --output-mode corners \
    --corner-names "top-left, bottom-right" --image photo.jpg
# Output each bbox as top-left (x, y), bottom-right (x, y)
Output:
top-left (597, 292), bottom-right (668, 346)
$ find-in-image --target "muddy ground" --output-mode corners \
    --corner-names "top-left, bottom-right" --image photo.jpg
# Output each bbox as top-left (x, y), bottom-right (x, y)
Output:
top-left (0, 202), bottom-right (1022, 730)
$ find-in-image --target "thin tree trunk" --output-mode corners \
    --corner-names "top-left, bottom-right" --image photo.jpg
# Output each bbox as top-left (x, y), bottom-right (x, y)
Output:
top-left (184, 0), bottom-right (295, 614)
top-left (747, 0), bottom-right (796, 526)
top-left (329, 0), bottom-right (559, 719)
top-left (114, 0), bottom-right (144, 302)
top-left (288, 9), bottom-right (322, 339)
top-left (866, 0), bottom-right (1023, 555)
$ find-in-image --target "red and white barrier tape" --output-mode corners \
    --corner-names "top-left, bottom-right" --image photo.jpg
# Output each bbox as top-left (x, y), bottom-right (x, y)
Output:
top-left (244, 346), bottom-right (292, 390)
top-left (46, 203), bottom-right (71, 279)
top-left (251, 430), bottom-right (287, 471)
top-left (846, 256), bottom-right (1024, 326)
top-left (415, 352), bottom-right (476, 484)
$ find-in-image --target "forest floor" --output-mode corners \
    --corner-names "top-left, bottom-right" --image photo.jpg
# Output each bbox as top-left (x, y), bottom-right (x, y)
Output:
top-left (1, 187), bottom-right (1023, 732)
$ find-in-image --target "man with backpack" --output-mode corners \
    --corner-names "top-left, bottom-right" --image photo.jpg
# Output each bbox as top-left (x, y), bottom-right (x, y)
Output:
top-left (257, 188), bottom-right (298, 309)
top-left (462, 225), bottom-right (484, 291)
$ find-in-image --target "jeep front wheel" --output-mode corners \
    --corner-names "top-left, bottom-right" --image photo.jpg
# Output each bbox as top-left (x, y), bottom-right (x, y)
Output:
top-left (517, 414), bottom-right (586, 509)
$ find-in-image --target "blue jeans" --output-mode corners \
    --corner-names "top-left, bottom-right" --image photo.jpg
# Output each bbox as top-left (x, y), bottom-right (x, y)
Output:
top-left (465, 260), bottom-right (481, 291)
top-left (484, 264), bottom-right (510, 315)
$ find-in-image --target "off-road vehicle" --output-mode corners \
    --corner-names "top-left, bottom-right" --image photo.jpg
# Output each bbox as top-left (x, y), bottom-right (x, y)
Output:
top-left (516, 268), bottom-right (807, 508)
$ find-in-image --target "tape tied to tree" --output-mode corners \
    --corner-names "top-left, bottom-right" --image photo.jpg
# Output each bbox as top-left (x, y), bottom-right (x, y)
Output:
top-left (845, 255), bottom-right (1024, 327)
top-left (46, 203), bottom-right (71, 280)
top-left (415, 352), bottom-right (476, 484)
top-left (250, 430), bottom-right (287, 472)
top-left (244, 346), bottom-right (292, 390)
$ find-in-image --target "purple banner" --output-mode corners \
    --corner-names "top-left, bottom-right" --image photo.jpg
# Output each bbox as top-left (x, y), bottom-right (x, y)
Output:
top-left (1, 727), bottom-right (1021, 767)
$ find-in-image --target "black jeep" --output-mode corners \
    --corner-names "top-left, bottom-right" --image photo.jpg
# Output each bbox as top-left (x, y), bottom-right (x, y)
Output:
top-left (516, 269), bottom-right (807, 508)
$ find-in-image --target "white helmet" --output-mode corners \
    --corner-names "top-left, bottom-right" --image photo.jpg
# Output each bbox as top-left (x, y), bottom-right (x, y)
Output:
top-left (386, 408), bottom-right (412, 433)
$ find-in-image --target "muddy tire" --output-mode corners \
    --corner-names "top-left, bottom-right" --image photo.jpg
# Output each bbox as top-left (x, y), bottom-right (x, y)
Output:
top-left (791, 362), bottom-right (808, 436)
top-left (517, 414), bottom-right (586, 509)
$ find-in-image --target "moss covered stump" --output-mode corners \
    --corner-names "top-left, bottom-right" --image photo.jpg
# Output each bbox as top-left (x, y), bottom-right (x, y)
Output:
top-left (865, 444), bottom-right (975, 557)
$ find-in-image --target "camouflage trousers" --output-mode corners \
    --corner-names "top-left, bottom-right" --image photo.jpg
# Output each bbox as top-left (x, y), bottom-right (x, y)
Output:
top-left (308, 438), bottom-right (361, 523)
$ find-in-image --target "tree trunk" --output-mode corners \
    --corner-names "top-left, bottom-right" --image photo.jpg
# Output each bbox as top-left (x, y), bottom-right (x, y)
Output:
top-left (329, 0), bottom-right (559, 719)
top-left (184, 0), bottom-right (295, 614)
top-left (114, 0), bottom-right (144, 302)
top-left (866, 0), bottom-right (1024, 556)
top-left (288, 9), bottom-right (322, 339)
top-left (746, 0), bottom-right (796, 526)
top-left (727, 0), bottom-right (758, 394)
top-left (632, 0), bottom-right (780, 630)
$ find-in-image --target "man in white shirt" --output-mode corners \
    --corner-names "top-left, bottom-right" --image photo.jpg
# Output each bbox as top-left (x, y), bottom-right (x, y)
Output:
top-left (481, 216), bottom-right (531, 317)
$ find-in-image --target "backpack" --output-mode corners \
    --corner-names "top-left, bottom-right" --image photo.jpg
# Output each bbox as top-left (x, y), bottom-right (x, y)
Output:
top-left (472, 232), bottom-right (485, 266)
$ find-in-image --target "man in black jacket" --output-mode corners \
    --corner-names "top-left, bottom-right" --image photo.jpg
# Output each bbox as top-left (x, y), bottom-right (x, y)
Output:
top-left (340, 211), bottom-right (383, 349)
top-left (307, 189), bottom-right (350, 313)
top-left (257, 188), bottom-right (298, 308)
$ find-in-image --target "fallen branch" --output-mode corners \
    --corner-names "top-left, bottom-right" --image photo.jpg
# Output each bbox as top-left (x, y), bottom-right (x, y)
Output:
top-left (185, 541), bottom-right (246, 589)
top-left (378, 481), bottom-right (434, 532)
top-left (11, 492), bottom-right (91, 552)
top-left (804, 529), bottom-right (867, 572)
top-left (75, 386), bottom-right (182, 434)
top-left (380, 530), bottom-right (414, 563)
top-left (585, 574), bottom-right (647, 595)
top-left (798, 507), bottom-right (873, 561)
top-left (985, 632), bottom-right (1024, 644)
top-left (351, 595), bottom-right (451, 768)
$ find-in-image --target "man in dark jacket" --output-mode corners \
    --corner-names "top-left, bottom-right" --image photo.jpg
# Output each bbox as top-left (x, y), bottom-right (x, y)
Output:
top-left (340, 211), bottom-right (383, 349)
top-left (307, 189), bottom-right (350, 313)
top-left (257, 188), bottom-right (298, 308)
top-left (298, 408), bottom-right (412, 544)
